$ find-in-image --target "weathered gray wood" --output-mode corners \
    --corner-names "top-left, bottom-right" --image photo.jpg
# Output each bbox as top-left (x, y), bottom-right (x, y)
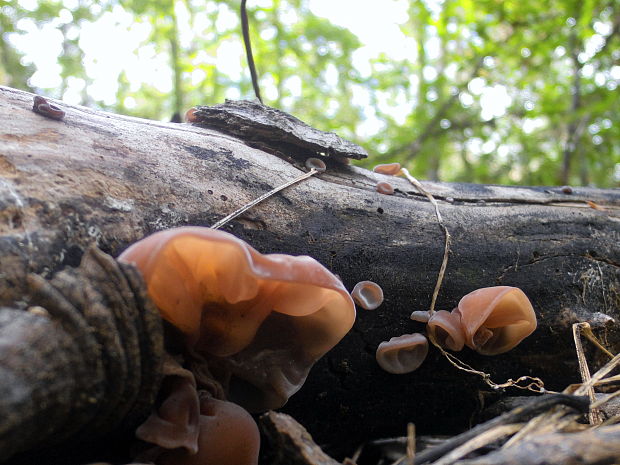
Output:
top-left (190, 99), bottom-right (368, 160)
top-left (1, 85), bottom-right (619, 455)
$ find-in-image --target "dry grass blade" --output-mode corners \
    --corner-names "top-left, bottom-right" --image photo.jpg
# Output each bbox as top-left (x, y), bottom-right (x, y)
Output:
top-left (573, 322), bottom-right (604, 424)
top-left (575, 350), bottom-right (620, 396)
top-left (413, 394), bottom-right (587, 464)
top-left (388, 423), bottom-right (416, 465)
top-left (211, 168), bottom-right (318, 229)
top-left (407, 423), bottom-right (415, 465)
top-left (505, 347), bottom-right (620, 448)
top-left (431, 423), bottom-right (523, 465)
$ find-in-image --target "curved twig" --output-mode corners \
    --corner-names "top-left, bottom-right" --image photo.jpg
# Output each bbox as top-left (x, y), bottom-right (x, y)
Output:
top-left (240, 0), bottom-right (263, 103)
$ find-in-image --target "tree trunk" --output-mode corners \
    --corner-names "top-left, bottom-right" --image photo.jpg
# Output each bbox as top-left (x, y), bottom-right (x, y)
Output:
top-left (1, 86), bottom-right (619, 458)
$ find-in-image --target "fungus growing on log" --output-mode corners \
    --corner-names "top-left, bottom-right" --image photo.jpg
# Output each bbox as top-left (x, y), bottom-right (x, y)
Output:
top-left (376, 181), bottom-right (395, 195)
top-left (373, 163), bottom-right (402, 175)
top-left (118, 226), bottom-right (356, 411)
top-left (154, 395), bottom-right (260, 465)
top-left (305, 157), bottom-right (327, 172)
top-left (351, 281), bottom-right (384, 310)
top-left (427, 310), bottom-right (465, 351)
top-left (453, 286), bottom-right (537, 355)
top-left (134, 358), bottom-right (260, 465)
top-left (136, 376), bottom-right (201, 454)
top-left (376, 333), bottom-right (429, 374)
top-left (410, 310), bottom-right (431, 323)
top-left (32, 95), bottom-right (65, 120)
top-left (185, 107), bottom-right (199, 122)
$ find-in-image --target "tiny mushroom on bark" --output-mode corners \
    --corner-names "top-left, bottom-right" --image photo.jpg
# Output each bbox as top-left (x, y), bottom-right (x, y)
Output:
top-left (305, 157), bottom-right (327, 172)
top-left (351, 281), bottom-right (384, 310)
top-left (185, 107), bottom-right (199, 122)
top-left (453, 286), bottom-right (537, 355)
top-left (376, 333), bottom-right (429, 374)
top-left (427, 310), bottom-right (465, 351)
top-left (376, 181), bottom-right (395, 195)
top-left (118, 226), bottom-right (356, 411)
top-left (373, 163), bottom-right (402, 175)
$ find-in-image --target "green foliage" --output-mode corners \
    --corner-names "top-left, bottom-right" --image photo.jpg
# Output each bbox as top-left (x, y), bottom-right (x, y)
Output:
top-left (0, 0), bottom-right (618, 187)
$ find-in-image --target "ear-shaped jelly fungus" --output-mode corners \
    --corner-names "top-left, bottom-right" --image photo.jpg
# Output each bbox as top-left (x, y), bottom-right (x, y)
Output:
top-left (373, 163), bottom-right (402, 175)
top-left (376, 181), bottom-right (395, 195)
top-left (351, 281), bottom-right (384, 310)
top-left (410, 310), bottom-right (430, 323)
top-left (305, 157), bottom-right (327, 172)
top-left (453, 286), bottom-right (537, 355)
top-left (32, 96), bottom-right (65, 120)
top-left (376, 333), bottom-right (429, 374)
top-left (156, 395), bottom-right (260, 465)
top-left (118, 226), bottom-right (356, 412)
top-left (135, 358), bottom-right (200, 454)
top-left (427, 310), bottom-right (465, 351)
top-left (185, 107), bottom-right (199, 122)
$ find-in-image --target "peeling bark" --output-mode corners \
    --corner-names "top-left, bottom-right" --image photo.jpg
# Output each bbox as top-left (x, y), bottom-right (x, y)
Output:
top-left (1, 86), bottom-right (620, 455)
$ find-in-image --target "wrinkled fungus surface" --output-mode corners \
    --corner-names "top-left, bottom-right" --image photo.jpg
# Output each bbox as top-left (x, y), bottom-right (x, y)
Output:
top-left (119, 227), bottom-right (356, 411)
top-left (156, 395), bottom-right (260, 465)
top-left (351, 281), bottom-right (384, 310)
top-left (455, 286), bottom-right (537, 355)
top-left (427, 310), bottom-right (465, 351)
top-left (134, 357), bottom-right (259, 465)
top-left (376, 333), bottom-right (429, 374)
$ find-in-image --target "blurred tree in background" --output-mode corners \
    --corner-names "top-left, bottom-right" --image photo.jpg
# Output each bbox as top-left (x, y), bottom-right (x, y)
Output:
top-left (1, 0), bottom-right (618, 187)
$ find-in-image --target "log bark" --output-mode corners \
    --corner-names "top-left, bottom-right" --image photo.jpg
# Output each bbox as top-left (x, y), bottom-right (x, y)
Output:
top-left (1, 85), bottom-right (620, 456)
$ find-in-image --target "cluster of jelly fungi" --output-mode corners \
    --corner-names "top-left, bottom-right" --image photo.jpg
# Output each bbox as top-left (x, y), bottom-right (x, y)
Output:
top-left (373, 163), bottom-right (401, 194)
top-left (376, 286), bottom-right (537, 374)
top-left (118, 226), bottom-right (356, 464)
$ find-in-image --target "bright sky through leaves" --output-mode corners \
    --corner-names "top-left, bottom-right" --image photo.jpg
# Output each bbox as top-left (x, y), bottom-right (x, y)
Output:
top-left (2, 0), bottom-right (618, 187)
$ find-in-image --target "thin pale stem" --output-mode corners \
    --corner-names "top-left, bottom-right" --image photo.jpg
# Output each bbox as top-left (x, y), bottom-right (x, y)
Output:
top-left (399, 168), bottom-right (449, 315)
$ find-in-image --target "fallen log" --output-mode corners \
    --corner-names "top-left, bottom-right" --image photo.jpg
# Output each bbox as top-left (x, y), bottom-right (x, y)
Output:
top-left (1, 85), bottom-right (619, 458)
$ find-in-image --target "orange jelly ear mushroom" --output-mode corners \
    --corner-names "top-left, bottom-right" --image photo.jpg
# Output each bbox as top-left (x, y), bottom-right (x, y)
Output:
top-left (135, 358), bottom-right (200, 454)
top-left (156, 396), bottom-right (260, 465)
top-left (373, 163), bottom-right (402, 175)
top-left (118, 226), bottom-right (356, 413)
top-left (376, 333), bottom-right (429, 374)
top-left (454, 286), bottom-right (537, 355)
top-left (427, 310), bottom-right (465, 351)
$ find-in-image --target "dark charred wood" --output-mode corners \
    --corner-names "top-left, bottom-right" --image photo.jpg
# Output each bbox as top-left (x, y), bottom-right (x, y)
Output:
top-left (1, 86), bottom-right (620, 458)
top-left (0, 247), bottom-right (163, 463)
